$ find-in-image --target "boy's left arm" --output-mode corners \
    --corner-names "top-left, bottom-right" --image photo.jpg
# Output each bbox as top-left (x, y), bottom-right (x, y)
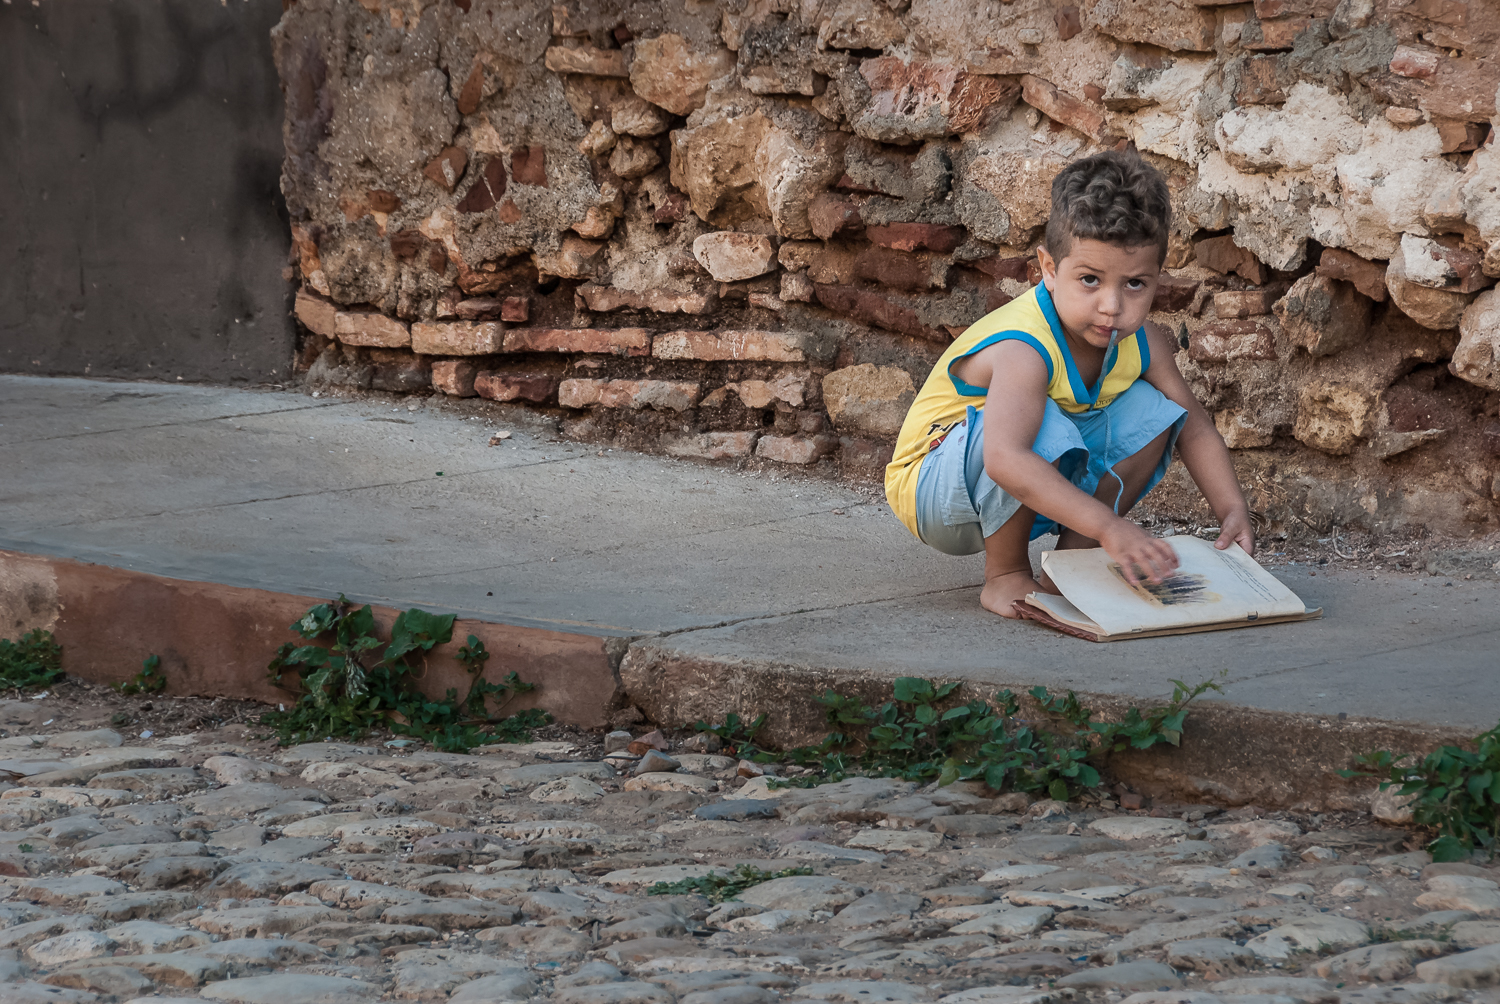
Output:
top-left (1140, 321), bottom-right (1256, 557)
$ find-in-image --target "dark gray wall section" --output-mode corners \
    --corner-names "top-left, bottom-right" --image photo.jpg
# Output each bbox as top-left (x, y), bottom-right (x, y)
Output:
top-left (0, 0), bottom-right (292, 383)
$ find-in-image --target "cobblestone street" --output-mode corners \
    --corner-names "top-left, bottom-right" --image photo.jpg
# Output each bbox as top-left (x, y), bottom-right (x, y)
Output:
top-left (1, 697), bottom-right (1498, 1004)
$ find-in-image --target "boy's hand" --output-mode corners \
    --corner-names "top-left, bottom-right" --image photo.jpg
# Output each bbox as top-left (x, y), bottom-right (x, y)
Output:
top-left (1215, 509), bottom-right (1256, 557)
top-left (1099, 519), bottom-right (1179, 586)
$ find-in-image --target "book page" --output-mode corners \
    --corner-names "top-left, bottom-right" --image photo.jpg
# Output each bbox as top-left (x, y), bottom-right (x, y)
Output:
top-left (1040, 536), bottom-right (1306, 637)
top-left (1023, 592), bottom-right (1103, 634)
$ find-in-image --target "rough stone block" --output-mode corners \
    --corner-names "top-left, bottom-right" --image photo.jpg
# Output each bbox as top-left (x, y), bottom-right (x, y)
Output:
top-left (1082, 0), bottom-right (1216, 51)
top-left (1451, 289), bottom-right (1500, 391)
top-left (544, 46), bottom-right (629, 77)
top-left (808, 194), bottom-right (863, 241)
top-left (866, 223), bottom-right (966, 254)
top-left (1234, 55), bottom-right (1286, 105)
top-left (500, 297), bottom-right (529, 323)
top-left (410, 322), bottom-right (505, 356)
top-left (692, 233), bottom-right (778, 282)
top-left (1188, 320), bottom-right (1277, 363)
top-left (781, 272), bottom-right (815, 303)
top-left (1316, 248), bottom-right (1387, 302)
top-left (853, 57), bottom-right (1020, 142)
top-left (628, 34), bottom-right (733, 116)
top-left (576, 285), bottom-right (716, 315)
top-left (1294, 379), bottom-right (1377, 455)
top-left (559, 379), bottom-right (700, 412)
top-left (294, 290), bottom-right (338, 339)
top-left (610, 94), bottom-right (674, 137)
top-left (431, 360), bottom-right (480, 398)
top-left (1194, 236), bottom-right (1269, 284)
top-left (537, 236), bottom-right (607, 279)
top-left (822, 364), bottom-right (917, 437)
top-left (652, 330), bottom-right (811, 362)
top-left (334, 311), bottom-right (411, 349)
top-left (1388, 242), bottom-right (1475, 330)
top-left (1152, 275), bottom-right (1201, 313)
top-left (609, 137), bottom-right (660, 179)
top-left (755, 434), bottom-right (838, 465)
top-left (1274, 274), bottom-right (1372, 357)
top-left (1021, 74), bottom-right (1106, 140)
top-left (475, 372), bottom-right (559, 403)
top-left (661, 431), bottom-right (761, 460)
top-left (1214, 289), bottom-right (1277, 318)
top-left (1216, 409), bottom-right (1275, 449)
top-left (502, 328), bottom-right (651, 356)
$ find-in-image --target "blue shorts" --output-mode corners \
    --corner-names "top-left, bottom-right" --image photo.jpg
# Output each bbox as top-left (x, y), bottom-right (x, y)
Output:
top-left (913, 380), bottom-right (1188, 556)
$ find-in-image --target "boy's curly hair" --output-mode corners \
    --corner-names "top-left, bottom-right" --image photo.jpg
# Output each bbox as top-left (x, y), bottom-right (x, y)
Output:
top-left (1044, 151), bottom-right (1171, 266)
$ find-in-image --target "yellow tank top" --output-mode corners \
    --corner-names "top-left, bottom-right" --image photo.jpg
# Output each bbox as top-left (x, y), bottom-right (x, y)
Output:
top-left (883, 284), bottom-right (1151, 538)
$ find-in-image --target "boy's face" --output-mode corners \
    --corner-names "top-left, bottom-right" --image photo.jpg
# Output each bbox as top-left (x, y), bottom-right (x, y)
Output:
top-left (1037, 239), bottom-right (1161, 351)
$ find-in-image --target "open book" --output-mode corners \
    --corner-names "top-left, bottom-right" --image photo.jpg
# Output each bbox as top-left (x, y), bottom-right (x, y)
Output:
top-left (1014, 535), bottom-right (1321, 641)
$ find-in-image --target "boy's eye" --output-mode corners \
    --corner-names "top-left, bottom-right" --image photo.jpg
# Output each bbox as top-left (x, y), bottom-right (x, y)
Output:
top-left (1126, 278), bottom-right (1145, 290)
top-left (1079, 275), bottom-right (1099, 287)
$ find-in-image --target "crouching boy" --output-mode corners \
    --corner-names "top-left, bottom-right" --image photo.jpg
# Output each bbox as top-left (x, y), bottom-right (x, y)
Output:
top-left (883, 151), bottom-right (1256, 617)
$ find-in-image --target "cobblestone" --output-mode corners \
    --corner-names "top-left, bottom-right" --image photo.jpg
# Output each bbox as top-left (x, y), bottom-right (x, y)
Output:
top-left (0, 717), bottom-right (1496, 1004)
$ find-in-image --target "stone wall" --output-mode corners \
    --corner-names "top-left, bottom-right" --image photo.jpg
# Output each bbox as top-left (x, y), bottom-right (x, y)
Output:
top-left (275, 0), bottom-right (1500, 536)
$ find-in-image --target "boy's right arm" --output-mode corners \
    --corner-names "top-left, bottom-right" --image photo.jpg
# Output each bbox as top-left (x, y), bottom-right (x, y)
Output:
top-left (967, 342), bottom-right (1178, 584)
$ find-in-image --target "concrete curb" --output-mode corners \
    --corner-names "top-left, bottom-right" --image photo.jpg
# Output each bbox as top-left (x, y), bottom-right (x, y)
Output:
top-left (0, 549), bottom-right (624, 730)
top-left (1, 548), bottom-right (1468, 812)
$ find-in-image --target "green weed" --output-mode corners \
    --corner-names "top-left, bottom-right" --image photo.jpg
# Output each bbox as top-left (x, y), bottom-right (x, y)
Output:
top-left (646, 864), bottom-right (814, 903)
top-left (726, 674), bottom-right (1221, 801)
top-left (260, 597), bottom-right (550, 751)
top-left (114, 654), bottom-right (167, 696)
top-left (0, 629), bottom-right (63, 690)
top-left (1341, 721), bottom-right (1500, 861)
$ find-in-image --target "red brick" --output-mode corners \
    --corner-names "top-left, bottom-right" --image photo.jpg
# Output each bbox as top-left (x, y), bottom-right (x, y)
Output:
top-left (854, 246), bottom-right (950, 291)
top-left (755, 434), bottom-right (838, 465)
top-left (813, 284), bottom-right (949, 343)
top-left (511, 146), bottom-right (547, 187)
top-left (1252, 0), bottom-right (1335, 16)
top-left (501, 327), bottom-right (651, 356)
top-left (501, 297), bottom-right (530, 322)
top-left (367, 189), bottom-right (401, 213)
top-left (1316, 248), bottom-right (1388, 302)
top-left (1194, 236), bottom-right (1269, 284)
top-left (369, 350), bottom-right (432, 394)
top-left (1235, 56), bottom-right (1286, 106)
top-left (1152, 275), bottom-right (1201, 313)
top-left (1214, 289), bottom-right (1276, 318)
top-left (1188, 320), bottom-right (1277, 363)
top-left (1054, 5), bottom-right (1082, 40)
top-left (558, 378), bottom-right (699, 412)
top-left (452, 296), bottom-right (506, 321)
top-left (456, 158), bottom-right (506, 214)
top-left (1244, 17), bottom-right (1313, 50)
top-left (410, 321), bottom-right (505, 355)
top-left (423, 146), bottom-right (468, 191)
top-left (544, 45), bottom-right (629, 77)
top-left (475, 371), bottom-right (559, 403)
top-left (652, 330), bottom-right (810, 362)
top-left (432, 359), bottom-right (480, 397)
top-left (457, 63), bottom-right (485, 116)
top-left (294, 289), bottom-right (338, 338)
top-left (973, 256), bottom-right (1032, 282)
top-left (1390, 45), bottom-right (1440, 79)
top-left (335, 310), bottom-right (411, 348)
top-left (866, 223), bottom-right (967, 254)
top-left (1021, 74), bottom-right (1106, 140)
top-left (808, 193), bottom-right (863, 241)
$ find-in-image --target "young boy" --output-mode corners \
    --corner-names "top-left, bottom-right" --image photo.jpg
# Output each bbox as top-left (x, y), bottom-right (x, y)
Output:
top-left (884, 151), bottom-right (1255, 617)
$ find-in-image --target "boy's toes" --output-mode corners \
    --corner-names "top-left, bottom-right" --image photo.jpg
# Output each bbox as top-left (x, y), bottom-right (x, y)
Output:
top-left (981, 571), bottom-right (1040, 618)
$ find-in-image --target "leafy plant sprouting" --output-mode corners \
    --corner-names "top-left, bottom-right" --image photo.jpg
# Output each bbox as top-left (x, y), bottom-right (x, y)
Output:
top-left (1340, 721), bottom-right (1500, 862)
top-left (0, 629), bottom-right (63, 690)
top-left (260, 597), bottom-right (550, 751)
top-left (646, 864), bottom-right (814, 903)
top-left (114, 654), bottom-right (167, 696)
top-left (753, 674), bottom-right (1222, 800)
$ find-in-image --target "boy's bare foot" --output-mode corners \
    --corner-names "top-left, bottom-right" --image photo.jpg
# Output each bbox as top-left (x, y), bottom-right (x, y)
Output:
top-left (981, 570), bottom-right (1041, 618)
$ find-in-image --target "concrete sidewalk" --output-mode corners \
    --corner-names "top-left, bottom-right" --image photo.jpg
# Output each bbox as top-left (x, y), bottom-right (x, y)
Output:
top-left (3, 374), bottom-right (1497, 739)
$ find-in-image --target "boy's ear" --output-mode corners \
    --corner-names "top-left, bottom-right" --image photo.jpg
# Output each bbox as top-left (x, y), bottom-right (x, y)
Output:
top-left (1036, 246), bottom-right (1057, 290)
